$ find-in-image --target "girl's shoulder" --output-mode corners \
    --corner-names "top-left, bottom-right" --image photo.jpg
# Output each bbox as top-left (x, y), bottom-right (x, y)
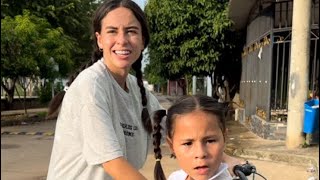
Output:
top-left (167, 169), bottom-right (188, 180)
top-left (208, 163), bottom-right (232, 180)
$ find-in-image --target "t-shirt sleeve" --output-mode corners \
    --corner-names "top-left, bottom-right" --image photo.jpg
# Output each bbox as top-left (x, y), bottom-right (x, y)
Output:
top-left (81, 103), bottom-right (123, 165)
top-left (80, 74), bottom-right (123, 165)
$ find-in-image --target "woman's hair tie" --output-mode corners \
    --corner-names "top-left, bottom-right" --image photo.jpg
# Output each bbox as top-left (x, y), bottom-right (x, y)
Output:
top-left (63, 86), bottom-right (69, 92)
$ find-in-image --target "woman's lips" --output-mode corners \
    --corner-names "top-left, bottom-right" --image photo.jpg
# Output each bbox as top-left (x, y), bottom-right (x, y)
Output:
top-left (114, 50), bottom-right (131, 55)
top-left (113, 50), bottom-right (131, 59)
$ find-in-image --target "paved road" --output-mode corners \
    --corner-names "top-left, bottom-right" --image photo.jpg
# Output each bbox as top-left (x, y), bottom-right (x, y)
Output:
top-left (1, 134), bottom-right (53, 180)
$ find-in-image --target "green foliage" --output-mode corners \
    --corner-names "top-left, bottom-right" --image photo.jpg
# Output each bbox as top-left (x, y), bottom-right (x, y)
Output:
top-left (145, 0), bottom-right (238, 82)
top-left (39, 83), bottom-right (52, 104)
top-left (1, 10), bottom-right (75, 104)
top-left (1, 0), bottom-right (101, 68)
top-left (37, 111), bottom-right (48, 118)
top-left (54, 81), bottom-right (64, 92)
top-left (1, 10), bottom-right (74, 79)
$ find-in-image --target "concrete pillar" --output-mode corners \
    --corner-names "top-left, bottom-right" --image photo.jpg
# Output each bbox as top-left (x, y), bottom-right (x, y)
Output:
top-left (286, 0), bottom-right (311, 149)
top-left (192, 76), bottom-right (197, 95)
top-left (207, 76), bottom-right (212, 97)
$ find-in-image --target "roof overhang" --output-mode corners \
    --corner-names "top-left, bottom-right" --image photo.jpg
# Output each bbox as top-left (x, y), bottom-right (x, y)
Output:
top-left (228, 0), bottom-right (257, 30)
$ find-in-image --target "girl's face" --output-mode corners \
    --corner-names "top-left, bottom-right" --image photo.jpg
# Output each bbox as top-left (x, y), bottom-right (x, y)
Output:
top-left (167, 110), bottom-right (225, 180)
top-left (96, 7), bottom-right (144, 75)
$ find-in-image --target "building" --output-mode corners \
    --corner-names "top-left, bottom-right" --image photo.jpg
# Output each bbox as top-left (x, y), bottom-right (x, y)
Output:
top-left (229, 0), bottom-right (319, 142)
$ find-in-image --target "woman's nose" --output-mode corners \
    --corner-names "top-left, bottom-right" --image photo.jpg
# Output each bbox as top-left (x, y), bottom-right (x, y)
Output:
top-left (116, 31), bottom-right (128, 45)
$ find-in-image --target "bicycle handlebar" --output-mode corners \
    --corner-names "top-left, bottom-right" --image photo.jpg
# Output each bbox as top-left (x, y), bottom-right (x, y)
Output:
top-left (234, 169), bottom-right (248, 180)
top-left (233, 161), bottom-right (257, 180)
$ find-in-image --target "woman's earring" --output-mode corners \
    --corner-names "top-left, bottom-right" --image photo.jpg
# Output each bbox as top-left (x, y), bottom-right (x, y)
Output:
top-left (170, 153), bottom-right (176, 159)
top-left (99, 48), bottom-right (103, 52)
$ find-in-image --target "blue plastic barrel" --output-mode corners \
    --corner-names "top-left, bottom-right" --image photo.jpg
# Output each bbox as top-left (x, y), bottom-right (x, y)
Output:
top-left (303, 99), bottom-right (319, 133)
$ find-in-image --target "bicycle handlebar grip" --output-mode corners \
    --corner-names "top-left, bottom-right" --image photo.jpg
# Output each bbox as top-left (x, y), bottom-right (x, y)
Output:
top-left (233, 162), bottom-right (256, 176)
top-left (234, 169), bottom-right (248, 180)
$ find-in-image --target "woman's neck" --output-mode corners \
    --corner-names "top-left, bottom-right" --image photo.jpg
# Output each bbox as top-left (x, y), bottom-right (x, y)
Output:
top-left (103, 61), bottom-right (129, 91)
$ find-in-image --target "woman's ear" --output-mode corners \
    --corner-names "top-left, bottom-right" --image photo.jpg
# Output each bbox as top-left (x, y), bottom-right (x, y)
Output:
top-left (95, 32), bottom-right (102, 49)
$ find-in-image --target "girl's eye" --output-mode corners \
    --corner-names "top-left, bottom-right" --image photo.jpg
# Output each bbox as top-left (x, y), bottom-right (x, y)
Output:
top-left (207, 139), bottom-right (216, 143)
top-left (182, 142), bottom-right (192, 146)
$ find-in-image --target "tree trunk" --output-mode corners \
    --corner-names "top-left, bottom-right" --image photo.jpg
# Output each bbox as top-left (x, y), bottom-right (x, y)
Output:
top-left (1, 78), bottom-right (17, 110)
top-left (23, 87), bottom-right (28, 115)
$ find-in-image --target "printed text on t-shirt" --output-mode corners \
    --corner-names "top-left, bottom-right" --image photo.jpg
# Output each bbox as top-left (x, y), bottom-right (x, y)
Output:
top-left (120, 122), bottom-right (138, 137)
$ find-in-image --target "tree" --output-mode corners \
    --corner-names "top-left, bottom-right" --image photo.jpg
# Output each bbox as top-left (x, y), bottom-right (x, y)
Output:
top-left (1, 10), bottom-right (74, 108)
top-left (145, 0), bottom-right (243, 97)
top-left (1, 0), bottom-right (100, 68)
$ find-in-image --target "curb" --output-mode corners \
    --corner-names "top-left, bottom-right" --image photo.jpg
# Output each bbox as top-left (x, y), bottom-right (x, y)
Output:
top-left (1, 116), bottom-right (46, 127)
top-left (1, 131), bottom-right (54, 136)
top-left (225, 146), bottom-right (319, 176)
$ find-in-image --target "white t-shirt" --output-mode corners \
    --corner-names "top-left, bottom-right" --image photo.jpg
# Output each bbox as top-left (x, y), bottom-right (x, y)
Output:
top-left (47, 59), bottom-right (162, 179)
top-left (168, 163), bottom-right (232, 180)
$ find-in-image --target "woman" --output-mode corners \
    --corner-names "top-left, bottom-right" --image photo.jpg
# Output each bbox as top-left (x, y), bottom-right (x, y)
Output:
top-left (46, 1), bottom-right (160, 179)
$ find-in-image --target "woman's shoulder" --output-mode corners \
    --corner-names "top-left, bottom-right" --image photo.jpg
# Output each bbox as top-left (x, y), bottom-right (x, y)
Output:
top-left (82, 60), bottom-right (106, 77)
top-left (67, 60), bottom-right (112, 98)
top-left (76, 60), bottom-right (111, 85)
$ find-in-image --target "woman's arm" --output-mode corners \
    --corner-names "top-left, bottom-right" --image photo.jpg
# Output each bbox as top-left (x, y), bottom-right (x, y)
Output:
top-left (103, 157), bottom-right (147, 180)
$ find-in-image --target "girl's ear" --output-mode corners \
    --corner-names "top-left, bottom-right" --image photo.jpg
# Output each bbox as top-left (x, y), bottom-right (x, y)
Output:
top-left (166, 136), bottom-right (173, 152)
top-left (223, 128), bottom-right (228, 143)
top-left (166, 136), bottom-right (176, 158)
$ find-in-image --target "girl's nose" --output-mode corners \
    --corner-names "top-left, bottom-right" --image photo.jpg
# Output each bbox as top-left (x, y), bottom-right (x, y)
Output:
top-left (194, 143), bottom-right (207, 159)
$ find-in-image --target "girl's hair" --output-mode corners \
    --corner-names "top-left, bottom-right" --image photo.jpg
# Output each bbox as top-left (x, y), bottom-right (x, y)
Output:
top-left (47, 0), bottom-right (152, 133)
top-left (152, 95), bottom-right (228, 180)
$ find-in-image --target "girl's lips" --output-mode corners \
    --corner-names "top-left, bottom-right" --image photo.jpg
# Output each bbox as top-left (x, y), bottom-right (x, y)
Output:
top-left (194, 166), bottom-right (209, 175)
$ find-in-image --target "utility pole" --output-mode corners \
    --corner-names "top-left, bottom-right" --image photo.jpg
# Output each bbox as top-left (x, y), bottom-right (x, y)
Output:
top-left (286, 0), bottom-right (312, 148)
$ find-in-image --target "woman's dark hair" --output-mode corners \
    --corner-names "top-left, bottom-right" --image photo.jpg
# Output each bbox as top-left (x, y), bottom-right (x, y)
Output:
top-left (152, 95), bottom-right (228, 180)
top-left (47, 0), bottom-right (152, 133)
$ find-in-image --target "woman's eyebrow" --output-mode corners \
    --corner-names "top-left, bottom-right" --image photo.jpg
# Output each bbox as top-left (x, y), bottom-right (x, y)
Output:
top-left (105, 26), bottom-right (117, 30)
top-left (126, 26), bottom-right (140, 30)
top-left (105, 26), bottom-right (140, 30)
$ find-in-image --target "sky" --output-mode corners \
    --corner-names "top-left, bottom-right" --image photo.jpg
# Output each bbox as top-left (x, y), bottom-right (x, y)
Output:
top-left (133, 0), bottom-right (147, 9)
top-left (132, 0), bottom-right (148, 71)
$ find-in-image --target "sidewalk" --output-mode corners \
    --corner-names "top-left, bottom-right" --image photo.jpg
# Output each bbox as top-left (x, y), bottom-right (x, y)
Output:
top-left (1, 108), bottom-right (48, 127)
top-left (1, 108), bottom-right (48, 116)
top-left (225, 119), bottom-right (319, 170)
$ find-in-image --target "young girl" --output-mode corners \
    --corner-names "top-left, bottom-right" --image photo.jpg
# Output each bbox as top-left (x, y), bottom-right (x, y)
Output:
top-left (152, 95), bottom-right (232, 180)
